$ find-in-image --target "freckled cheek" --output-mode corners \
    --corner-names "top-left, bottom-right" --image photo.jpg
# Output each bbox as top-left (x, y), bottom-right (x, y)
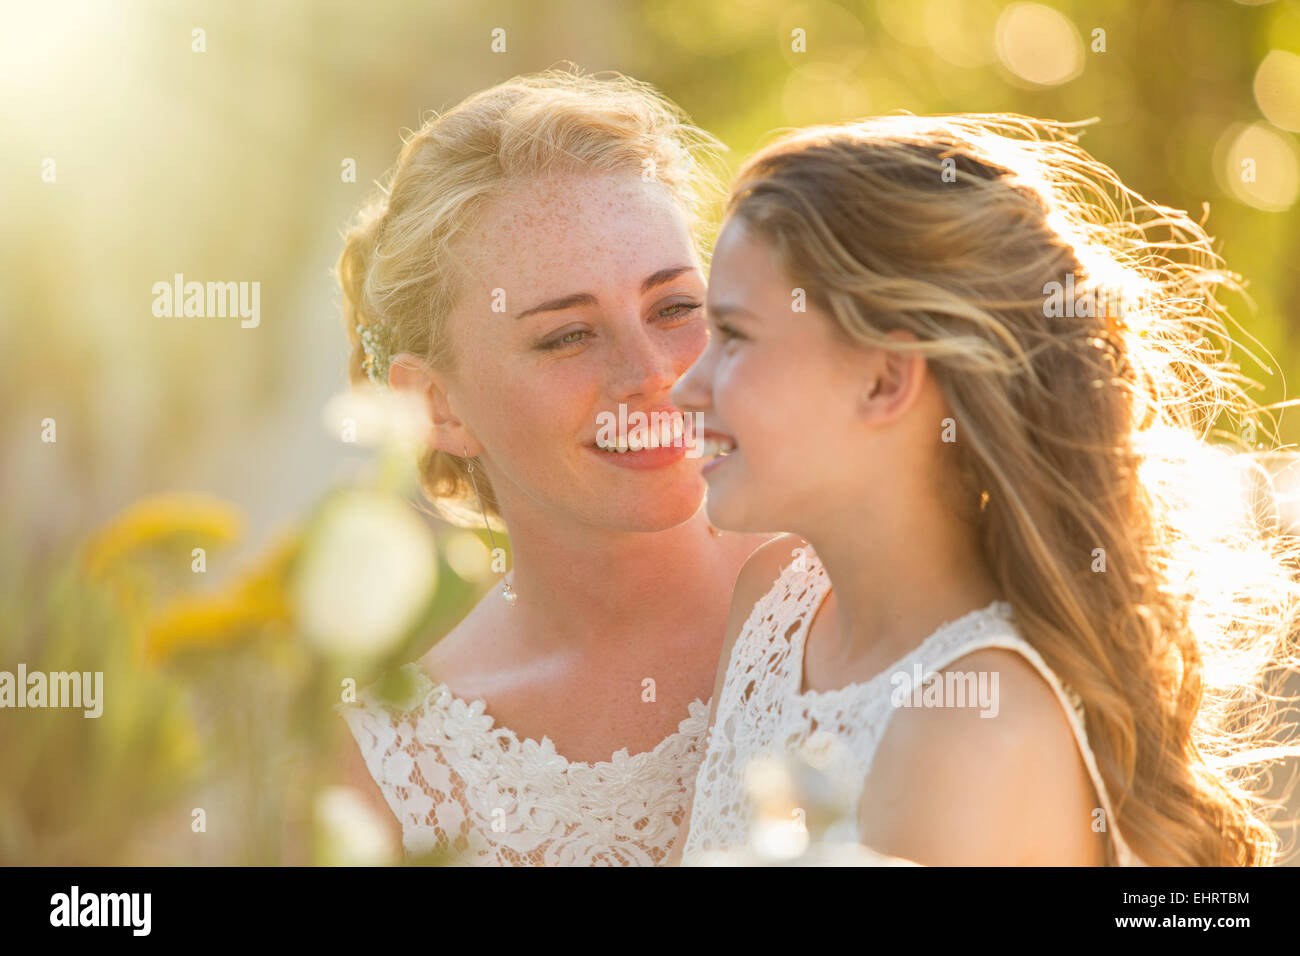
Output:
top-left (670, 323), bottom-right (710, 374)
top-left (490, 372), bottom-right (600, 457)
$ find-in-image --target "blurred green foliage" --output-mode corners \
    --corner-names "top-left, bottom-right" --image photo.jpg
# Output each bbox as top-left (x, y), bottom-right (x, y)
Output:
top-left (0, 473), bottom-right (494, 864)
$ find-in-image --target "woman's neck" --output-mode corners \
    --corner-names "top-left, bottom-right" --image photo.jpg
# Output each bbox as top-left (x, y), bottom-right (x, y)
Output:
top-left (493, 505), bottom-right (757, 652)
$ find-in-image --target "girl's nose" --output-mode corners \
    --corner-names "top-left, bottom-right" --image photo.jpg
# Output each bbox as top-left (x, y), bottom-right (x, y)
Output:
top-left (671, 338), bottom-right (717, 413)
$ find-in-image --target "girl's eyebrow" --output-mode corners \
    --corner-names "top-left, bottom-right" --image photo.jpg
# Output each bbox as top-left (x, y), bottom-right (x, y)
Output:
top-left (706, 302), bottom-right (760, 321)
top-left (514, 265), bottom-right (699, 320)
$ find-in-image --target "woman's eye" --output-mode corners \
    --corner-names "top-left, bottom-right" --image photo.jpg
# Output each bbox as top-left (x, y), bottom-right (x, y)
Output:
top-left (714, 321), bottom-right (745, 342)
top-left (539, 329), bottom-right (592, 350)
top-left (657, 302), bottom-right (702, 322)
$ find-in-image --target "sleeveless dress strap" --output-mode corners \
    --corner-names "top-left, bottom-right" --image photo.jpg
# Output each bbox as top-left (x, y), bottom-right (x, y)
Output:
top-left (922, 631), bottom-right (1140, 867)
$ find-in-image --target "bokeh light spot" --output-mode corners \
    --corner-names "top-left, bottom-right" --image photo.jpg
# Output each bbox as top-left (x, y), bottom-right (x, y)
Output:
top-left (995, 2), bottom-right (1084, 87)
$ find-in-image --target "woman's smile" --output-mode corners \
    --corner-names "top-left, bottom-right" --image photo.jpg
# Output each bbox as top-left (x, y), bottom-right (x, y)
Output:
top-left (586, 406), bottom-right (700, 471)
top-left (585, 441), bottom-right (689, 470)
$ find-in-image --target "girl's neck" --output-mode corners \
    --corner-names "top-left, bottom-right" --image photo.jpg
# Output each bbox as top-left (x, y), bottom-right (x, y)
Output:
top-left (804, 501), bottom-right (1002, 663)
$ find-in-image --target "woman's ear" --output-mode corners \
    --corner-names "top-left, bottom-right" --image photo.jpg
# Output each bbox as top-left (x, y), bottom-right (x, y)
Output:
top-left (857, 330), bottom-right (926, 424)
top-left (389, 352), bottom-right (484, 457)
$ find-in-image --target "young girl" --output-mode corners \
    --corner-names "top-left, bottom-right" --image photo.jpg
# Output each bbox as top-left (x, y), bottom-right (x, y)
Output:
top-left (333, 69), bottom-right (769, 865)
top-left (670, 114), bottom-right (1300, 866)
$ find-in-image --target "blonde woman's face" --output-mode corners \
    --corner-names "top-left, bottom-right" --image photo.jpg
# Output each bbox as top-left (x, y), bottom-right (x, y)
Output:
top-left (441, 170), bottom-right (709, 532)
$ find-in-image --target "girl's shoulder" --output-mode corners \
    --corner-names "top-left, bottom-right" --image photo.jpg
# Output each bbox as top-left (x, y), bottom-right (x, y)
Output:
top-left (861, 641), bottom-right (1112, 865)
top-left (717, 532), bottom-right (815, 645)
top-left (734, 532), bottom-right (811, 596)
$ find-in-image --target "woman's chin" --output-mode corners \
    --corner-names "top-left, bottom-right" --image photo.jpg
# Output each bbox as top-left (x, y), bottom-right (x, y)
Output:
top-left (598, 484), bottom-right (707, 533)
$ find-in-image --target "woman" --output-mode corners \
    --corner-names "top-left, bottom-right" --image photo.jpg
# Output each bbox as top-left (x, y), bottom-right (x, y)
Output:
top-left (670, 114), bottom-right (1300, 866)
top-left (334, 69), bottom-right (769, 865)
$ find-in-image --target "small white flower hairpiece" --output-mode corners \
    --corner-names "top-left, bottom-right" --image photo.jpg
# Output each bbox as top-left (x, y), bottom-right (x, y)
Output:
top-left (356, 320), bottom-right (392, 389)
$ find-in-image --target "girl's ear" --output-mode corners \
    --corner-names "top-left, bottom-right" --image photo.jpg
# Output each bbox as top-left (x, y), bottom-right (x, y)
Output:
top-left (858, 330), bottom-right (927, 424)
top-left (389, 352), bottom-right (484, 457)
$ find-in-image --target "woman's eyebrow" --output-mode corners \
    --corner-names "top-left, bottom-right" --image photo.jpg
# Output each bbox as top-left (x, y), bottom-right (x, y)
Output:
top-left (515, 292), bottom-right (597, 320)
top-left (641, 265), bottom-right (698, 293)
top-left (514, 265), bottom-right (699, 320)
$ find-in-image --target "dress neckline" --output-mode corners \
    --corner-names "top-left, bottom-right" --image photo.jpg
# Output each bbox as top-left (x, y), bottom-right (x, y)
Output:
top-left (398, 663), bottom-right (709, 773)
top-left (786, 547), bottom-right (1013, 701)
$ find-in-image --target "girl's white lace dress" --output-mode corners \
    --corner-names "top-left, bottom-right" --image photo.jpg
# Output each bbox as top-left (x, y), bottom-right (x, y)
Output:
top-left (681, 544), bottom-right (1141, 866)
top-left (338, 663), bottom-right (710, 865)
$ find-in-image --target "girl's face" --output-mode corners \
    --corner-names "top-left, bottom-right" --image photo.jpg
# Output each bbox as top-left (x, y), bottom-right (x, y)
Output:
top-left (430, 170), bottom-right (709, 533)
top-left (671, 216), bottom-right (895, 535)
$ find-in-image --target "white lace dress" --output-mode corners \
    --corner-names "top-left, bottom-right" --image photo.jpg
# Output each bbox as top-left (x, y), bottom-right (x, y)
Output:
top-left (681, 544), bottom-right (1141, 866)
top-left (337, 663), bottom-right (711, 865)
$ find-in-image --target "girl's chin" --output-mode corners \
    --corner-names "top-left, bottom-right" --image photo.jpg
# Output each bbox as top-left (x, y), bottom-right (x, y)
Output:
top-left (703, 469), bottom-right (790, 536)
top-left (702, 488), bottom-right (766, 536)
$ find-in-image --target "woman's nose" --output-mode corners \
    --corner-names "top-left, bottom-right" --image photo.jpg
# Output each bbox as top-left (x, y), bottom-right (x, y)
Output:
top-left (611, 323), bottom-right (683, 401)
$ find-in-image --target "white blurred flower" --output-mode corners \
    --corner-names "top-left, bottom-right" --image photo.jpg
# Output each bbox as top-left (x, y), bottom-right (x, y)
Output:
top-left (323, 387), bottom-right (429, 452)
top-left (743, 738), bottom-right (861, 862)
top-left (799, 728), bottom-right (847, 770)
top-left (315, 785), bottom-right (398, 866)
top-left (444, 530), bottom-right (493, 582)
top-left (292, 489), bottom-right (437, 658)
top-left (686, 842), bottom-right (920, 867)
top-left (743, 755), bottom-right (809, 861)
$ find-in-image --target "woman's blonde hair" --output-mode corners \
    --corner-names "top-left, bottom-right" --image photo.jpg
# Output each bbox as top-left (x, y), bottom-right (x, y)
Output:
top-left (727, 113), bottom-right (1300, 865)
top-left (335, 67), bottom-right (725, 527)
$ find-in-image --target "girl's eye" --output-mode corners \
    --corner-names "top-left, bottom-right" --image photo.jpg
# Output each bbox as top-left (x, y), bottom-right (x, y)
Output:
top-left (539, 329), bottom-right (592, 351)
top-left (714, 321), bottom-right (746, 342)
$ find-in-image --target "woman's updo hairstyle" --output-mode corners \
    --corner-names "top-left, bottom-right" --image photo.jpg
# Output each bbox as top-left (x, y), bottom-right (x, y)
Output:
top-left (336, 67), bottom-right (724, 528)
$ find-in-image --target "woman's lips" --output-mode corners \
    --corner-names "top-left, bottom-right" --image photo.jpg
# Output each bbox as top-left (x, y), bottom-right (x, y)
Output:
top-left (585, 441), bottom-right (688, 470)
top-left (586, 407), bottom-right (698, 470)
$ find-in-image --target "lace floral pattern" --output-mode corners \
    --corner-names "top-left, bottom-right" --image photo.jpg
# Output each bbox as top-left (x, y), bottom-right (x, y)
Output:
top-left (338, 664), bottom-right (711, 866)
top-left (681, 545), bottom-right (1140, 866)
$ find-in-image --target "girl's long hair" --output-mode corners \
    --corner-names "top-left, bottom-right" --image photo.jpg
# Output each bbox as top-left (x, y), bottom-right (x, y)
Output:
top-left (728, 113), bottom-right (1300, 865)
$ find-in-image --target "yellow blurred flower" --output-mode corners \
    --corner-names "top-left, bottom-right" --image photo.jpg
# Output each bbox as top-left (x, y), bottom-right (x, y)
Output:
top-left (143, 592), bottom-right (261, 662)
top-left (82, 493), bottom-right (245, 578)
top-left (230, 527), bottom-right (300, 622)
top-left (141, 527), bottom-right (300, 663)
top-left (156, 709), bottom-right (204, 779)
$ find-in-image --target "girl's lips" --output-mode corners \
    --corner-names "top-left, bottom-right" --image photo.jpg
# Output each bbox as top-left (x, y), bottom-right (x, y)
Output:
top-left (701, 447), bottom-right (735, 476)
top-left (698, 427), bottom-right (737, 456)
top-left (699, 426), bottom-right (735, 443)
